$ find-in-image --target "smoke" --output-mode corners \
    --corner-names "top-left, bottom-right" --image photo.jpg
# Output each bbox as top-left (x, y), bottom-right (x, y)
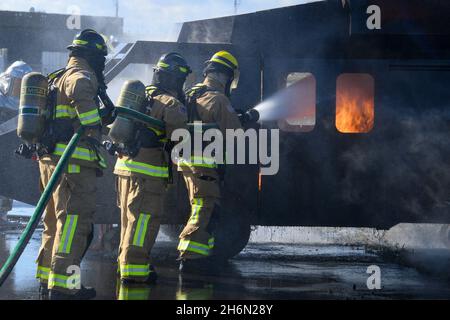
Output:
top-left (106, 63), bottom-right (154, 102)
top-left (339, 105), bottom-right (450, 222)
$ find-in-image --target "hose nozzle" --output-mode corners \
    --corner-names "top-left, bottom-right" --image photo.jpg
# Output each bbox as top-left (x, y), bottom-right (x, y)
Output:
top-left (238, 109), bottom-right (260, 125)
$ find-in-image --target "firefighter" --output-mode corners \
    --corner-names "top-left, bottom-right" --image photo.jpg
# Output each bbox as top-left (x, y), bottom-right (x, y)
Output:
top-left (36, 29), bottom-right (109, 300)
top-left (177, 51), bottom-right (242, 272)
top-left (114, 53), bottom-right (190, 284)
top-left (0, 61), bottom-right (33, 111)
top-left (0, 61), bottom-right (32, 225)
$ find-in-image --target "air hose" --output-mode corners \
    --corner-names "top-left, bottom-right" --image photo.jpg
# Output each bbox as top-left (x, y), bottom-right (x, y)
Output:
top-left (0, 126), bottom-right (85, 287)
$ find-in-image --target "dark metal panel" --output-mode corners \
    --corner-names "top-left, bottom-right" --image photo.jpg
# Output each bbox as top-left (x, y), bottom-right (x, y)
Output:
top-left (258, 57), bottom-right (450, 228)
top-left (0, 10), bottom-right (123, 69)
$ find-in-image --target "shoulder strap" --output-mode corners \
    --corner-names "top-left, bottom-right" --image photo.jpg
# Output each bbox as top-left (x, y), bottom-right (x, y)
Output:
top-left (47, 67), bottom-right (74, 87)
top-left (185, 84), bottom-right (213, 123)
top-left (46, 68), bottom-right (72, 120)
top-left (144, 85), bottom-right (165, 112)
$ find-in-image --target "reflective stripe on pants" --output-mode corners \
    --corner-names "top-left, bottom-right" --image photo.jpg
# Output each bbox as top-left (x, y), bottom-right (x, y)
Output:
top-left (48, 272), bottom-right (81, 290)
top-left (58, 215), bottom-right (78, 254)
top-left (36, 266), bottom-right (50, 281)
top-left (177, 238), bottom-right (215, 256)
top-left (120, 264), bottom-right (150, 277)
top-left (132, 213), bottom-right (151, 247)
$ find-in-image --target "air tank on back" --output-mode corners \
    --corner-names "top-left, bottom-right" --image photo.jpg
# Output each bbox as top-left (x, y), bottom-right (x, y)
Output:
top-left (108, 80), bottom-right (146, 145)
top-left (17, 72), bottom-right (48, 144)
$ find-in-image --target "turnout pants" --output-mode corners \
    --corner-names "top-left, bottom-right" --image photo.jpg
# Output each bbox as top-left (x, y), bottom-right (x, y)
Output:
top-left (36, 161), bottom-right (96, 294)
top-left (178, 170), bottom-right (220, 259)
top-left (117, 175), bottom-right (164, 282)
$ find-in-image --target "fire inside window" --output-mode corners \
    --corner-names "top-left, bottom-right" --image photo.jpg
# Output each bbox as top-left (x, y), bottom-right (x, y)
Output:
top-left (278, 72), bottom-right (316, 132)
top-left (336, 73), bottom-right (375, 133)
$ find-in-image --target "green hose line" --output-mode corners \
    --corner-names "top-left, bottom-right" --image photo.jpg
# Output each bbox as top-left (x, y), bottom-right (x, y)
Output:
top-left (115, 107), bottom-right (219, 131)
top-left (115, 106), bottom-right (165, 130)
top-left (0, 126), bottom-right (85, 287)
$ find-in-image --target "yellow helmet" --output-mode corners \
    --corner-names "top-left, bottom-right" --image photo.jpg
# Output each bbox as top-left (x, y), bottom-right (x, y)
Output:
top-left (207, 51), bottom-right (239, 71)
top-left (204, 51), bottom-right (240, 93)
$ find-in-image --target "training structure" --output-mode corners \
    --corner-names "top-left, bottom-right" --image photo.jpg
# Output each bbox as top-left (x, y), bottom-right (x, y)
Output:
top-left (1, 0), bottom-right (450, 259)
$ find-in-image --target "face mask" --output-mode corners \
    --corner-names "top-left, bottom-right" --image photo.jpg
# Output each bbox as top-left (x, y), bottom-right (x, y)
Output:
top-left (91, 55), bottom-right (106, 73)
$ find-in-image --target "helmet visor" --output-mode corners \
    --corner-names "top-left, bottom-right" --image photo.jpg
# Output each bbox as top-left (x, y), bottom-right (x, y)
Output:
top-left (0, 74), bottom-right (14, 96)
top-left (230, 69), bottom-right (240, 91)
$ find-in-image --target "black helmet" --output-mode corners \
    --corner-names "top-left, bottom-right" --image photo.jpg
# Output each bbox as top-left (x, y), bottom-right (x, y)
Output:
top-left (67, 29), bottom-right (108, 56)
top-left (153, 52), bottom-right (191, 79)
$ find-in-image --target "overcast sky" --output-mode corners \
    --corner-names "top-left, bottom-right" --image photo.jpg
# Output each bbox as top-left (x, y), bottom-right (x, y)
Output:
top-left (0, 0), bottom-right (319, 39)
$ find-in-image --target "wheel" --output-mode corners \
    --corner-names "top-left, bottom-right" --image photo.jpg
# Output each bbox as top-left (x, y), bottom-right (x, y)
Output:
top-left (211, 168), bottom-right (254, 261)
top-left (212, 202), bottom-right (252, 261)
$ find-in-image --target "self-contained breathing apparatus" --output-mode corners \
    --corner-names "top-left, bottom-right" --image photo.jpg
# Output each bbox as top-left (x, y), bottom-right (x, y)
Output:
top-left (104, 81), bottom-right (171, 181)
top-left (16, 68), bottom-right (115, 159)
top-left (105, 81), bottom-right (166, 158)
top-left (16, 69), bottom-right (68, 159)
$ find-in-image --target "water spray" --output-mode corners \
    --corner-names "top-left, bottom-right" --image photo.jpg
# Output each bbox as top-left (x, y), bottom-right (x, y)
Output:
top-left (244, 73), bottom-right (316, 123)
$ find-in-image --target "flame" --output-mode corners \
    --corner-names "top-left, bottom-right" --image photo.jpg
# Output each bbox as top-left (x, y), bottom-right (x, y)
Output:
top-left (336, 75), bottom-right (374, 133)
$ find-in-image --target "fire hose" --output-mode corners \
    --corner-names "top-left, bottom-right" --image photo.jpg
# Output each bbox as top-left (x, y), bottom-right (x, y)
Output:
top-left (0, 126), bottom-right (85, 287)
top-left (114, 106), bottom-right (165, 130)
top-left (0, 106), bottom-right (165, 287)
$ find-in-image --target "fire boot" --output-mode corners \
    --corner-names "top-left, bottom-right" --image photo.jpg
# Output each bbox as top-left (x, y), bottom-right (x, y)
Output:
top-left (120, 265), bottom-right (158, 285)
top-left (49, 286), bottom-right (96, 300)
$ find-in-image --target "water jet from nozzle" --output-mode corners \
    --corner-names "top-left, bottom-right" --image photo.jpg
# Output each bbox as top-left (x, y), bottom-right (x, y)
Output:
top-left (253, 74), bottom-right (316, 122)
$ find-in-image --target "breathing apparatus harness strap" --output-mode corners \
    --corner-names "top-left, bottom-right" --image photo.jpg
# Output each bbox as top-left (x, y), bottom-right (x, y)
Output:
top-left (185, 84), bottom-right (220, 130)
top-left (143, 85), bottom-right (168, 145)
top-left (97, 84), bottom-right (116, 124)
top-left (185, 84), bottom-right (212, 123)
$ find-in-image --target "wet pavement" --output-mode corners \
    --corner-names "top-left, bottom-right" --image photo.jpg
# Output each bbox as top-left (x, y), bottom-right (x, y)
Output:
top-left (1, 226), bottom-right (450, 300)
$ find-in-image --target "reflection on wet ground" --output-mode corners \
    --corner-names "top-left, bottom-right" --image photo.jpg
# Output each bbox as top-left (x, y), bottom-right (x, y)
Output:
top-left (0, 227), bottom-right (449, 300)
